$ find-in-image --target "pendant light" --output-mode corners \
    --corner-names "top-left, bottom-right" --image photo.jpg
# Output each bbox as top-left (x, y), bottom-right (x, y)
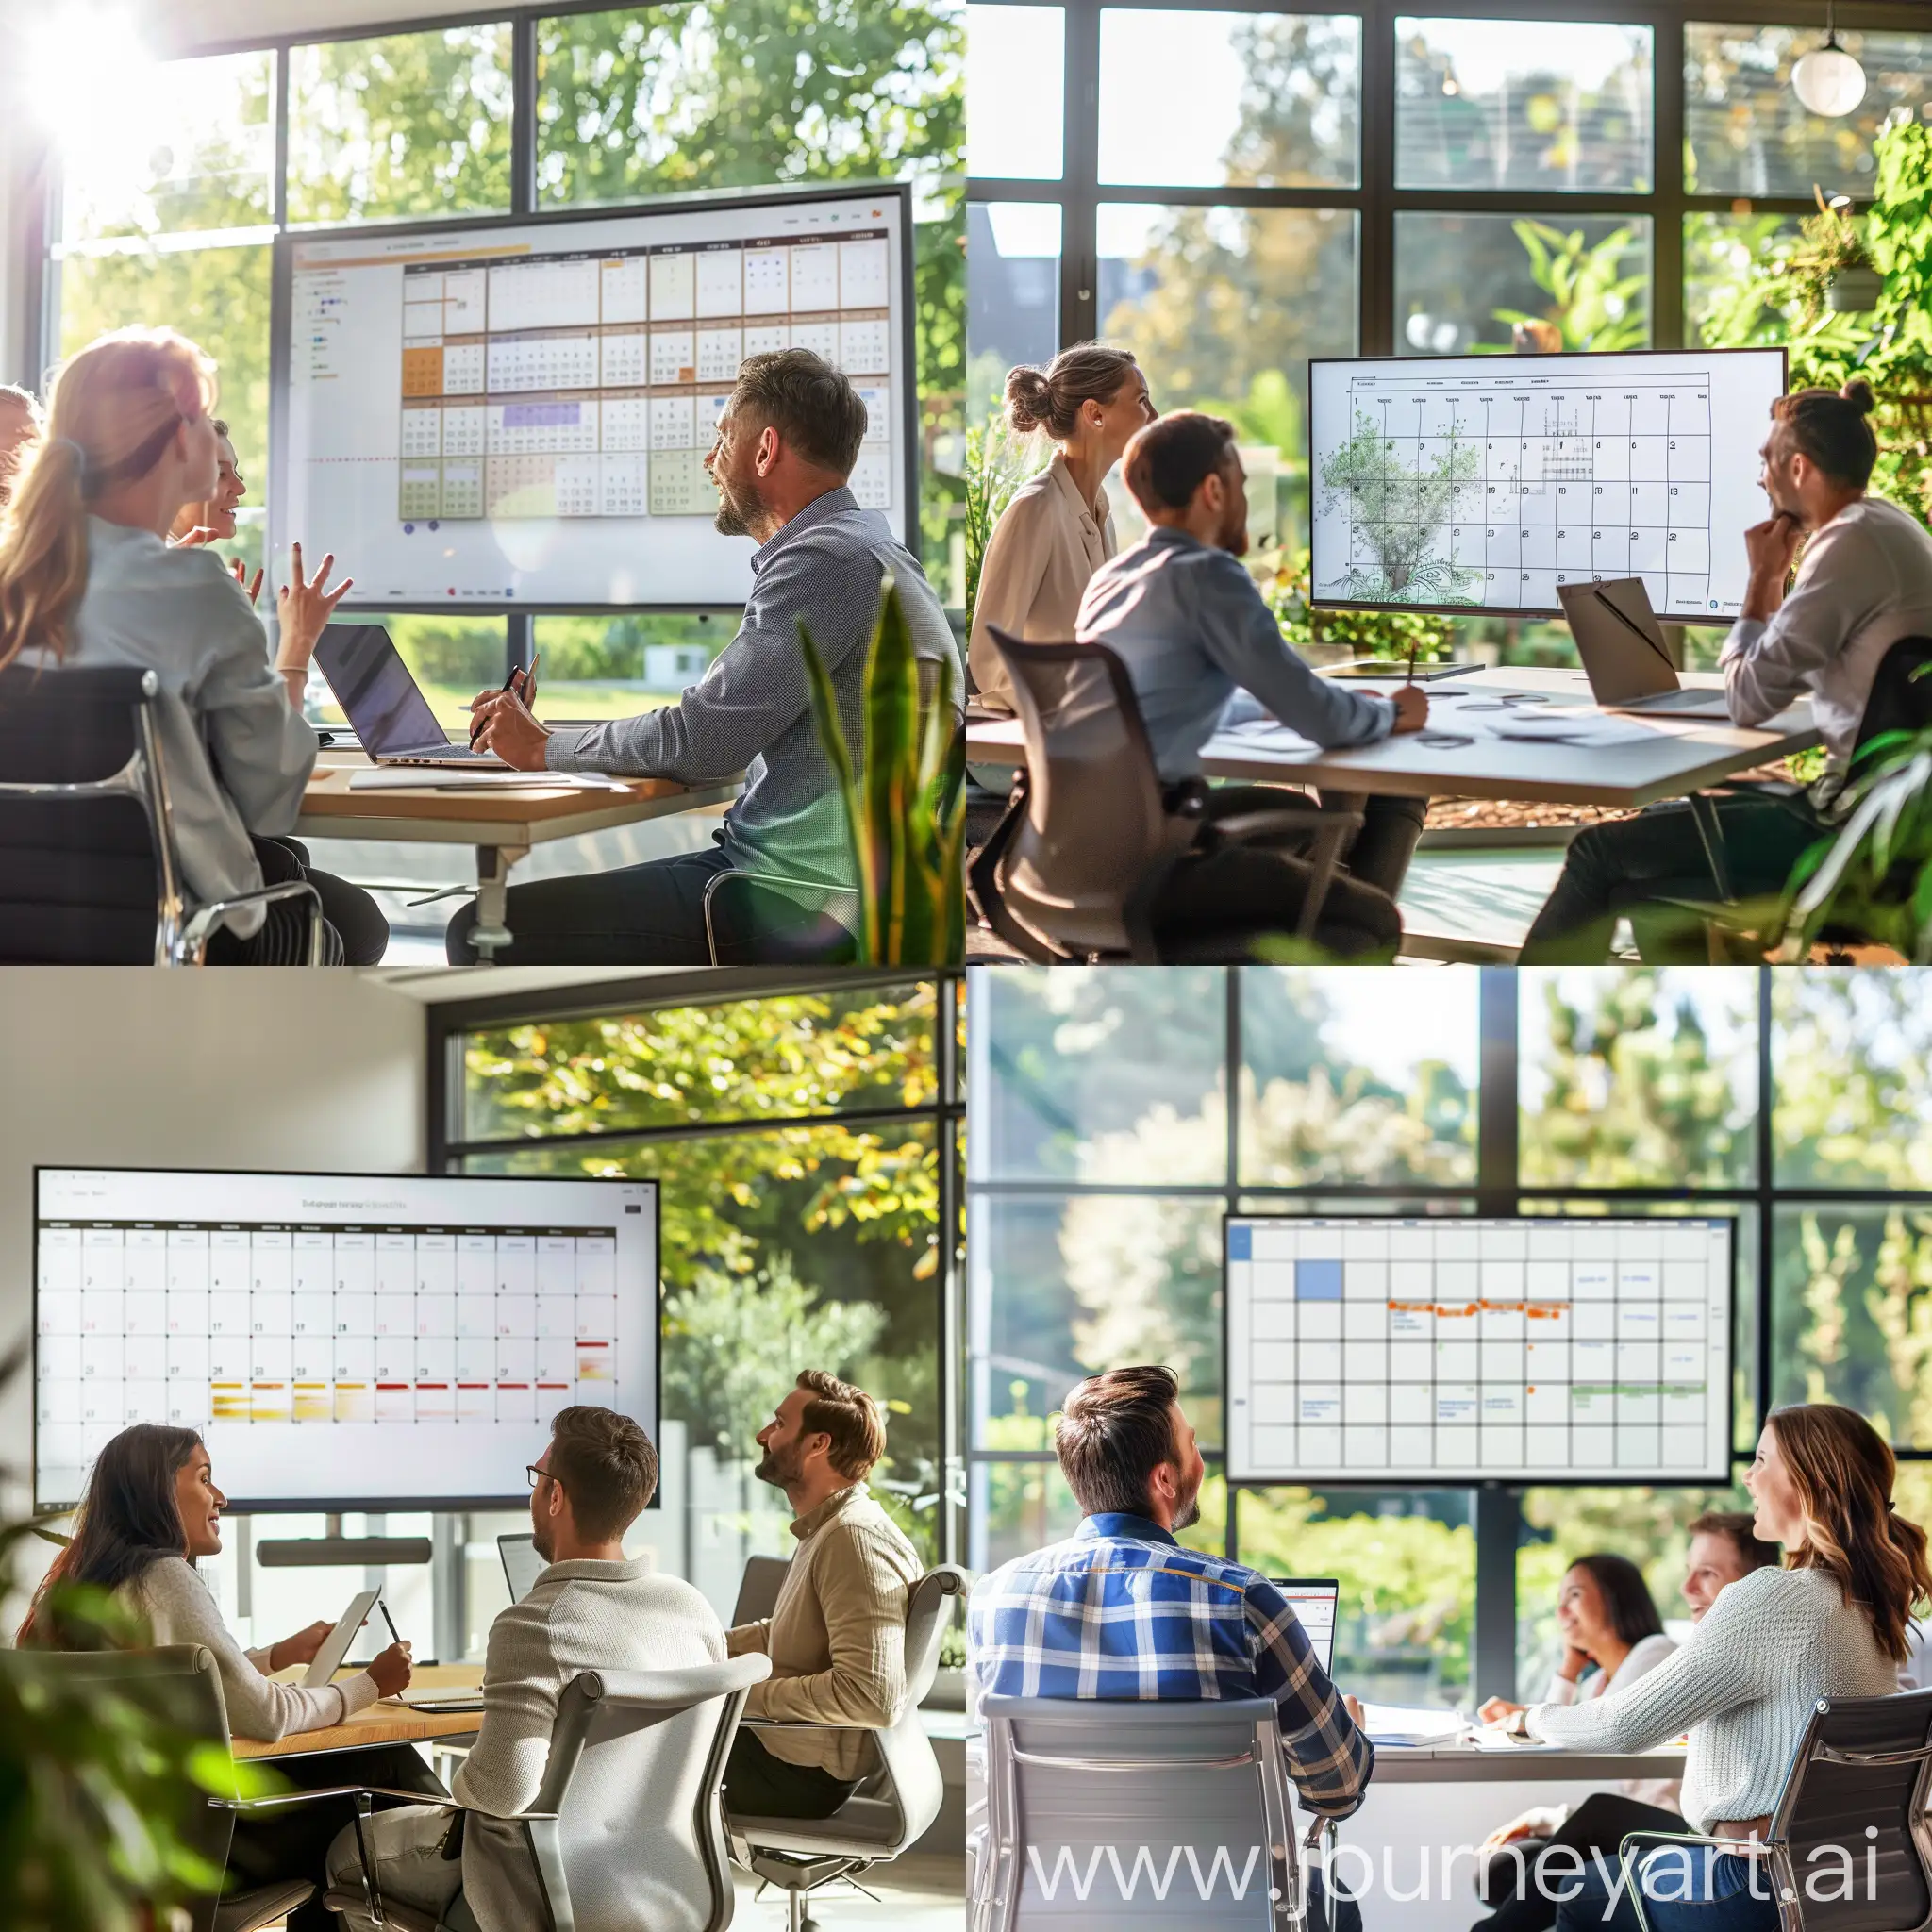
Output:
top-left (1791, 0), bottom-right (1868, 117)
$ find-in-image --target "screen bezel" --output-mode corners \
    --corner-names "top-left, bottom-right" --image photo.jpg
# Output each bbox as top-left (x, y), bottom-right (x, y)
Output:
top-left (1303, 346), bottom-right (1790, 621)
top-left (32, 1164), bottom-right (663, 1515)
top-left (268, 178), bottom-right (922, 617)
top-left (1221, 1211), bottom-right (1738, 1488)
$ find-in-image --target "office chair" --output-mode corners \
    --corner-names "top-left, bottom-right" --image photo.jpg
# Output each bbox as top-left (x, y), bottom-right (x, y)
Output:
top-left (0, 662), bottom-right (323, 963)
top-left (317, 1655), bottom-right (771, 1932)
top-left (0, 1643), bottom-right (315, 1932)
top-left (1622, 1685), bottom-right (1932, 1932)
top-left (728, 1564), bottom-right (969, 1932)
top-left (971, 628), bottom-right (1382, 962)
top-left (971, 1692), bottom-right (1334, 1931)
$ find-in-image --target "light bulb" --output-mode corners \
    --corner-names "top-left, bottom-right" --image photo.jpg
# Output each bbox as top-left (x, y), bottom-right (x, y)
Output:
top-left (1792, 42), bottom-right (1867, 117)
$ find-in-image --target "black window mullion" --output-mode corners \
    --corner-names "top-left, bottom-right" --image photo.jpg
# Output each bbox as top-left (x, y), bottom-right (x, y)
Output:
top-left (271, 44), bottom-right (291, 231)
top-left (1359, 0), bottom-right (1395, 355)
top-left (1061, 0), bottom-right (1101, 346)
top-left (1653, 6), bottom-right (1686, 347)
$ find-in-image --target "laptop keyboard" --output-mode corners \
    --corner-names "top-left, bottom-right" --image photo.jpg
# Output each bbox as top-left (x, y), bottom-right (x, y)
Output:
top-left (1627, 689), bottom-right (1730, 712)
top-left (389, 744), bottom-right (503, 765)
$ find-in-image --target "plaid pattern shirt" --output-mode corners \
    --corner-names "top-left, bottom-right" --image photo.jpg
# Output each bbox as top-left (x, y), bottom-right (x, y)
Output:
top-left (967, 1513), bottom-right (1373, 1818)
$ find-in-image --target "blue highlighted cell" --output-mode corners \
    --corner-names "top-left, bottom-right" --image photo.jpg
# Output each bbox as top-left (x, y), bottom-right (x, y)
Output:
top-left (1227, 1224), bottom-right (1253, 1261)
top-left (1295, 1258), bottom-right (1343, 1300)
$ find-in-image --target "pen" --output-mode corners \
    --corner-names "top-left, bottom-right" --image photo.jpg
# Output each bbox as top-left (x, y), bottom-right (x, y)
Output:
top-left (377, 1599), bottom-right (403, 1648)
top-left (1591, 587), bottom-right (1678, 674)
top-left (470, 648), bottom-right (540, 744)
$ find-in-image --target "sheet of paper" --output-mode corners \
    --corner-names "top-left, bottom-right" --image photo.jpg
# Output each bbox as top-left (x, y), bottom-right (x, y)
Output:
top-left (346, 768), bottom-right (627, 791)
top-left (1358, 1702), bottom-right (1471, 1744)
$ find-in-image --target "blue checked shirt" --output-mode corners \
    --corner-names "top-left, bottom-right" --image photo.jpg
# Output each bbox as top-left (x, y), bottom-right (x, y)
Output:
top-left (967, 1512), bottom-right (1374, 1818)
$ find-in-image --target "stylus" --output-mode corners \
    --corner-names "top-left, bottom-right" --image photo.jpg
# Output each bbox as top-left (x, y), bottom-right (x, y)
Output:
top-left (1591, 586), bottom-right (1679, 673)
top-left (470, 647), bottom-right (541, 745)
top-left (378, 1599), bottom-right (403, 1648)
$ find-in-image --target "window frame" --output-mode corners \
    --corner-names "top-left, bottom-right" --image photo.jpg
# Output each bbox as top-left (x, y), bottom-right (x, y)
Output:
top-left (428, 966), bottom-right (968, 1570)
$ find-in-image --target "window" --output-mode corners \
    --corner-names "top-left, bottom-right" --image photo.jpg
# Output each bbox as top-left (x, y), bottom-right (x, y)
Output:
top-left (966, 5), bottom-right (1067, 180)
top-left (446, 978), bottom-right (962, 1610)
top-left (970, 966), bottom-right (1932, 1706)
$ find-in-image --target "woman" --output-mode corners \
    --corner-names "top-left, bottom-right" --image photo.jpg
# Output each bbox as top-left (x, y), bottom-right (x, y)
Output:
top-left (170, 415), bottom-right (264, 606)
top-left (22, 1424), bottom-right (434, 1932)
top-left (0, 326), bottom-right (386, 964)
top-left (1499, 1407), bottom-right (1931, 1932)
top-left (968, 343), bottom-right (1154, 711)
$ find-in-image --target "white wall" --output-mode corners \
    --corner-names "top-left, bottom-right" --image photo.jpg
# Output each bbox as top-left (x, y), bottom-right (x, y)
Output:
top-left (0, 969), bottom-right (428, 1491)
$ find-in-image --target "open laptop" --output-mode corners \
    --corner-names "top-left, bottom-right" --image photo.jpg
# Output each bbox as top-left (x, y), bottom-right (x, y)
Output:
top-left (1271, 1576), bottom-right (1340, 1674)
top-left (498, 1532), bottom-right (546, 1605)
top-left (1557, 578), bottom-right (1732, 717)
top-left (313, 624), bottom-right (507, 766)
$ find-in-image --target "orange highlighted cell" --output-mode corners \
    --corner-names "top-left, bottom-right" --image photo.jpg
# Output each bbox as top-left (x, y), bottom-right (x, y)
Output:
top-left (402, 346), bottom-right (445, 397)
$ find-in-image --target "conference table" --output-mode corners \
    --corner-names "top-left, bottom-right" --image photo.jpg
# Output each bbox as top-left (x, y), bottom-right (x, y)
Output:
top-left (967, 666), bottom-right (1818, 906)
top-left (235, 1663), bottom-right (485, 1762)
top-left (295, 750), bottom-right (741, 961)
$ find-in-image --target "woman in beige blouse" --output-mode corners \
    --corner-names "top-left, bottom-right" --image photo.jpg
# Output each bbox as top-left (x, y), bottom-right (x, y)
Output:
top-left (969, 343), bottom-right (1155, 710)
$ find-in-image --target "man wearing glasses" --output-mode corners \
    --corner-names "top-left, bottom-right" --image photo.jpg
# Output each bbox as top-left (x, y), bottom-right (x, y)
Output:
top-left (325, 1407), bottom-right (725, 1932)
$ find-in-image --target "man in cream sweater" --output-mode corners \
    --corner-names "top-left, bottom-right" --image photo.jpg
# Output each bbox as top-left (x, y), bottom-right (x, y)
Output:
top-left (724, 1369), bottom-right (925, 1820)
top-left (325, 1408), bottom-right (725, 1932)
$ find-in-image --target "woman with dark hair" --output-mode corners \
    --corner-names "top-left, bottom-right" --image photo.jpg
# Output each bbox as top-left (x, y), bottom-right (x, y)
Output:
top-left (1498, 1406), bottom-right (1932, 1932)
top-left (1522, 377), bottom-right (1932, 961)
top-left (22, 1424), bottom-right (432, 1932)
top-left (968, 341), bottom-right (1155, 710)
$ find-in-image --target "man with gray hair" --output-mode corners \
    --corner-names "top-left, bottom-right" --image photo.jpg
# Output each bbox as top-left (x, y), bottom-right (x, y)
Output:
top-left (453, 349), bottom-right (959, 964)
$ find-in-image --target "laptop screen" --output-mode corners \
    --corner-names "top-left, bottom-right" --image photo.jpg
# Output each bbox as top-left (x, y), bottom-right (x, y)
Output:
top-left (314, 624), bottom-right (449, 756)
top-left (1273, 1576), bottom-right (1340, 1676)
top-left (499, 1533), bottom-right (545, 1604)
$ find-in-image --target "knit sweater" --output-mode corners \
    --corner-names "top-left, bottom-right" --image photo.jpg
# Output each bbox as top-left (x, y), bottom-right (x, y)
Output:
top-left (1526, 1565), bottom-right (1899, 1829)
top-left (455, 1555), bottom-right (725, 1932)
top-left (726, 1482), bottom-right (924, 1778)
top-left (119, 1557), bottom-right (379, 1741)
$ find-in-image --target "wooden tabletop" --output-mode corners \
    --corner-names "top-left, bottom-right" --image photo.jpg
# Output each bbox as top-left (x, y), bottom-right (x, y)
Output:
top-left (296, 751), bottom-right (739, 848)
top-left (967, 667), bottom-right (1818, 809)
top-left (234, 1662), bottom-right (484, 1761)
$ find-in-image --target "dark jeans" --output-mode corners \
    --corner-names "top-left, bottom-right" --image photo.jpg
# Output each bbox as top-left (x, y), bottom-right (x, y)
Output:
top-left (227, 1740), bottom-right (446, 1932)
top-left (1554, 1839), bottom-right (1778, 1932)
top-left (723, 1728), bottom-right (863, 1821)
top-left (444, 842), bottom-right (857, 966)
top-left (203, 836), bottom-right (389, 967)
top-left (1518, 785), bottom-right (1827, 964)
top-left (1476, 1794), bottom-right (1685, 1932)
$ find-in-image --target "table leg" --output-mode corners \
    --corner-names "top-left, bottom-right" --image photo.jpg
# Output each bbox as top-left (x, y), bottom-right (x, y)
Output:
top-left (1687, 793), bottom-right (1736, 903)
top-left (470, 843), bottom-right (527, 964)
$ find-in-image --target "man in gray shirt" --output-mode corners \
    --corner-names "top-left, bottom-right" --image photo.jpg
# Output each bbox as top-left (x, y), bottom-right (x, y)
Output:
top-left (450, 351), bottom-right (960, 963)
top-left (1076, 410), bottom-right (1430, 897)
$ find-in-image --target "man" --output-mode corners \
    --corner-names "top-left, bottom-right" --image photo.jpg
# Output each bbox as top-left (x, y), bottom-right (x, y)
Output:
top-left (723, 1370), bottom-right (924, 1820)
top-left (1521, 378), bottom-right (1932, 961)
top-left (1471, 1513), bottom-right (1781, 1932)
top-left (1077, 410), bottom-right (1431, 907)
top-left (0, 382), bottom-right (42, 508)
top-left (968, 1364), bottom-right (1372, 1932)
top-left (325, 1408), bottom-right (724, 1931)
top-left (449, 350), bottom-right (960, 964)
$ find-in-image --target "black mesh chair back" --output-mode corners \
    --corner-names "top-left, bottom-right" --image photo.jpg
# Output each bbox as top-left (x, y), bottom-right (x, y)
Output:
top-left (988, 628), bottom-right (1191, 956)
top-left (0, 662), bottom-right (175, 961)
top-left (1853, 637), bottom-right (1932, 755)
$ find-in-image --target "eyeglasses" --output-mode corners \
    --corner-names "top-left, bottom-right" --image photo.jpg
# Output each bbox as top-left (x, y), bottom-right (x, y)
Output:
top-left (525, 1465), bottom-right (558, 1491)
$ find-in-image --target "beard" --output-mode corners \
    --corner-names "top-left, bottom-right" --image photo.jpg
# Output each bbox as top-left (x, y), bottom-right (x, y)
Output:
top-left (755, 1441), bottom-right (802, 1489)
top-left (531, 1518), bottom-right (554, 1562)
top-left (1218, 499), bottom-right (1249, 557)
top-left (713, 467), bottom-right (765, 537)
top-left (1171, 1473), bottom-right (1204, 1532)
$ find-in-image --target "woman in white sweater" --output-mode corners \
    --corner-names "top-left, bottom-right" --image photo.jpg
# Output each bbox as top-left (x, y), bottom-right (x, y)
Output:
top-left (21, 1424), bottom-right (426, 1932)
top-left (1494, 1405), bottom-right (1932, 1932)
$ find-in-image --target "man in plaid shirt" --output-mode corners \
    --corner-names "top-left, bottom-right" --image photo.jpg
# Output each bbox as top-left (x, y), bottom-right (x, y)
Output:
top-left (968, 1364), bottom-right (1372, 1928)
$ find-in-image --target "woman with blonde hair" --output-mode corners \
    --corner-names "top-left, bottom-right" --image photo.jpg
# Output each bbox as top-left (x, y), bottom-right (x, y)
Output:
top-left (1491, 1404), bottom-right (1932, 1932)
top-left (968, 342), bottom-right (1154, 710)
top-left (0, 326), bottom-right (384, 962)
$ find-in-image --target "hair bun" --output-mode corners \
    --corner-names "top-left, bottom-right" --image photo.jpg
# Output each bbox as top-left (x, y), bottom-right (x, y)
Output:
top-left (1005, 365), bottom-right (1053, 433)
top-left (1841, 377), bottom-right (1877, 416)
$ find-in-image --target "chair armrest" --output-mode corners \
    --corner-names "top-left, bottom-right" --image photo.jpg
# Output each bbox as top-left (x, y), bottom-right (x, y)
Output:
top-left (178, 878), bottom-right (324, 964)
top-left (214, 1785), bottom-right (557, 1824)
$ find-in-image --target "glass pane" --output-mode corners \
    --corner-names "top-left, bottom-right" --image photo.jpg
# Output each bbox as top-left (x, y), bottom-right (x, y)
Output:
top-left (1396, 16), bottom-right (1654, 192)
top-left (466, 1122), bottom-right (942, 1560)
top-left (968, 5), bottom-right (1065, 179)
top-left (1238, 968), bottom-right (1477, 1187)
top-left (968, 965), bottom-right (1229, 1183)
top-left (1519, 968), bottom-right (1758, 1189)
top-left (537, 3), bottom-right (964, 205)
top-left (1516, 1480), bottom-right (1750, 1694)
top-left (1772, 1202), bottom-right (1932, 1448)
top-left (1097, 203), bottom-right (1357, 558)
top-left (531, 612), bottom-right (736, 723)
top-left (967, 201), bottom-right (1061, 425)
top-left (58, 50), bottom-right (275, 241)
top-left (1773, 973), bottom-right (1932, 1191)
top-left (53, 243), bottom-right (272, 588)
top-left (1097, 10), bottom-right (1359, 190)
top-left (287, 25), bottom-right (515, 225)
top-left (308, 615), bottom-right (506, 735)
top-left (970, 1193), bottom-right (1225, 1451)
top-left (462, 985), bottom-right (940, 1141)
top-left (1237, 1488), bottom-right (1474, 1707)
top-left (1685, 24), bottom-right (1932, 200)
top-left (970, 1457), bottom-right (1083, 1571)
top-left (1683, 211), bottom-right (1805, 349)
top-left (1394, 211), bottom-right (1651, 356)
